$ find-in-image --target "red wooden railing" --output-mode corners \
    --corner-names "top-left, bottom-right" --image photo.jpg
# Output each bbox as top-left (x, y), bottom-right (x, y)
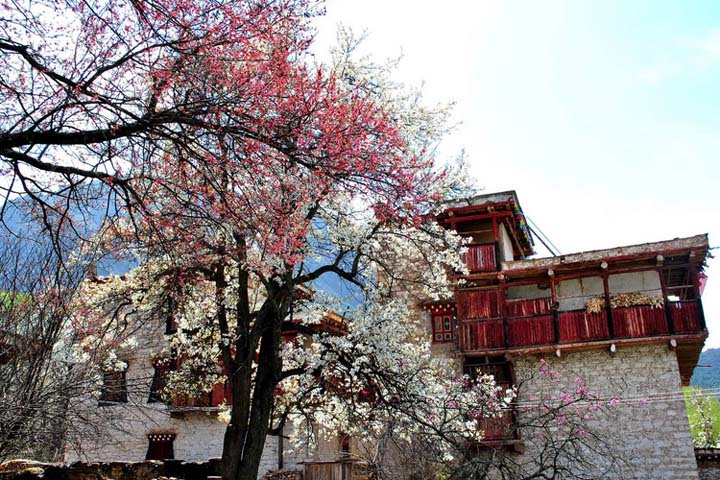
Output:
top-left (464, 243), bottom-right (497, 273)
top-left (172, 381), bottom-right (231, 408)
top-left (460, 319), bottom-right (505, 351)
top-left (507, 314), bottom-right (554, 347)
top-left (457, 291), bottom-right (704, 353)
top-left (558, 310), bottom-right (609, 343)
top-left (670, 300), bottom-right (701, 333)
top-left (612, 306), bottom-right (668, 338)
top-left (505, 298), bottom-right (551, 317)
top-left (478, 410), bottom-right (515, 441)
top-left (457, 290), bottom-right (501, 320)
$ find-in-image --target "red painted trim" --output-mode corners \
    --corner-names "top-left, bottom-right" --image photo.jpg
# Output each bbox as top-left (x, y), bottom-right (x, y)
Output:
top-left (440, 200), bottom-right (515, 217)
top-left (461, 331), bottom-right (707, 357)
top-left (440, 211), bottom-right (513, 224)
top-left (431, 311), bottom-right (455, 344)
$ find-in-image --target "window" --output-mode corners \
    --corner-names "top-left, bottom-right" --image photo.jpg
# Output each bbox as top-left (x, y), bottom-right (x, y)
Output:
top-left (339, 434), bottom-right (351, 458)
top-left (464, 357), bottom-right (513, 385)
top-left (505, 283), bottom-right (551, 300)
top-left (432, 312), bottom-right (454, 343)
top-left (99, 369), bottom-right (128, 404)
top-left (165, 297), bottom-right (178, 334)
top-left (148, 359), bottom-right (174, 403)
top-left (662, 266), bottom-right (697, 301)
top-left (146, 433), bottom-right (175, 460)
top-left (463, 357), bottom-right (516, 442)
top-left (608, 271), bottom-right (662, 296)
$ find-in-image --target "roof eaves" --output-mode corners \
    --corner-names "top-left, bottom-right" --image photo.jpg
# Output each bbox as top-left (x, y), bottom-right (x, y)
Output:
top-left (501, 233), bottom-right (709, 273)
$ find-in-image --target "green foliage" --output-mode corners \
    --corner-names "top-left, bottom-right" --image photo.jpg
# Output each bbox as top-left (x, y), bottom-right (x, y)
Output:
top-left (0, 291), bottom-right (31, 309)
top-left (691, 348), bottom-right (720, 389)
top-left (684, 386), bottom-right (720, 448)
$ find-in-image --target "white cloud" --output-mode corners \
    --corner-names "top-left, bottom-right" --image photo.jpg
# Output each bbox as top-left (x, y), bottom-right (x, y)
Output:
top-left (692, 30), bottom-right (720, 60)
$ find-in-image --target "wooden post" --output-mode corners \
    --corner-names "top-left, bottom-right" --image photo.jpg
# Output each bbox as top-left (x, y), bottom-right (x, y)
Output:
top-left (492, 218), bottom-right (501, 267)
top-left (499, 282), bottom-right (510, 348)
top-left (691, 268), bottom-right (708, 331)
top-left (549, 271), bottom-right (560, 344)
top-left (602, 272), bottom-right (614, 339)
top-left (278, 428), bottom-right (284, 470)
top-left (657, 266), bottom-right (675, 334)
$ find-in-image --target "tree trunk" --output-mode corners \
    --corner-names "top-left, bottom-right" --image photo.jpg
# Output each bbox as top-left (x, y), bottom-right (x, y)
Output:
top-left (222, 292), bottom-right (286, 480)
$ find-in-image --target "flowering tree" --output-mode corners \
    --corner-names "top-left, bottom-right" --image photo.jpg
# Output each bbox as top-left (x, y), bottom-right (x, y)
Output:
top-left (0, 0), bottom-right (494, 478)
top-left (686, 387), bottom-right (720, 448)
top-left (356, 359), bottom-right (624, 480)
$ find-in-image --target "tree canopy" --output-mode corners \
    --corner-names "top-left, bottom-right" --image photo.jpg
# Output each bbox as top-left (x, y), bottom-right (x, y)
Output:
top-left (1, 1), bottom-right (488, 479)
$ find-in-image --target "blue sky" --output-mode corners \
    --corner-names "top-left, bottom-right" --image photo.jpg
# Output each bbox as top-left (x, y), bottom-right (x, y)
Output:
top-left (313, 1), bottom-right (720, 347)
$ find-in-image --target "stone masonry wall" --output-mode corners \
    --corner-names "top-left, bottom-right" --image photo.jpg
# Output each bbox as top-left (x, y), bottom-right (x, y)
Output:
top-left (65, 321), bottom-right (343, 478)
top-left (512, 343), bottom-right (698, 479)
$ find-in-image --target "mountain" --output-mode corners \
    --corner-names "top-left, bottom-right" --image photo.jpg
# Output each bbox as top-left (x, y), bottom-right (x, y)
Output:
top-left (0, 197), bottom-right (134, 276)
top-left (691, 348), bottom-right (720, 390)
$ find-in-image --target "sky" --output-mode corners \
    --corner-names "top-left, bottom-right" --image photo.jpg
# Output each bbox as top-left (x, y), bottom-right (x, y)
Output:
top-left (312, 1), bottom-right (720, 347)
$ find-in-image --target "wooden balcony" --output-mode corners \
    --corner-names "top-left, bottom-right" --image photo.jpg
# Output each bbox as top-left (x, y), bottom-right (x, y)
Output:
top-left (507, 314), bottom-right (555, 347)
top-left (477, 410), bottom-right (516, 443)
top-left (612, 306), bottom-right (668, 338)
top-left (464, 243), bottom-right (497, 273)
top-left (458, 297), bottom-right (706, 353)
top-left (671, 300), bottom-right (702, 333)
top-left (460, 318), bottom-right (505, 351)
top-left (558, 310), bottom-right (609, 343)
top-left (170, 382), bottom-right (231, 410)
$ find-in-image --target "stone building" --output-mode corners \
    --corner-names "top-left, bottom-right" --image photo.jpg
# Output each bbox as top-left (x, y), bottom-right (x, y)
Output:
top-left (64, 313), bottom-right (353, 477)
top-left (422, 190), bottom-right (709, 479)
top-left (68, 190), bottom-right (711, 479)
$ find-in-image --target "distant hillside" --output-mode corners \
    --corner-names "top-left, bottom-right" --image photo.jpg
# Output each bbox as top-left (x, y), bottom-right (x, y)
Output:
top-left (691, 348), bottom-right (720, 390)
top-left (0, 199), bottom-right (135, 277)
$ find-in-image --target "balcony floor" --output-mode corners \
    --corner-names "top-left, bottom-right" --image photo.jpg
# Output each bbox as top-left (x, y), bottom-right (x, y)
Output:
top-left (461, 331), bottom-right (707, 386)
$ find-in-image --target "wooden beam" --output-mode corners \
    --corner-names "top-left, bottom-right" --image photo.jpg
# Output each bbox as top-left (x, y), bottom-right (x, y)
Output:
top-left (460, 331), bottom-right (708, 358)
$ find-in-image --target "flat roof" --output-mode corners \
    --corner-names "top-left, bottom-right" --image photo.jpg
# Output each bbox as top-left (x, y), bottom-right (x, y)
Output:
top-left (442, 190), bottom-right (521, 210)
top-left (502, 233), bottom-right (709, 273)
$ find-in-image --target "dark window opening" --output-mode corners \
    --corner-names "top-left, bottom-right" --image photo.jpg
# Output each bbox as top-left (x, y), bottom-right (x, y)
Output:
top-left (662, 266), bottom-right (697, 301)
top-left (339, 434), bottom-right (351, 458)
top-left (165, 297), bottom-right (178, 334)
top-left (99, 369), bottom-right (128, 404)
top-left (148, 359), bottom-right (174, 403)
top-left (146, 433), bottom-right (175, 460)
top-left (464, 357), bottom-right (513, 385)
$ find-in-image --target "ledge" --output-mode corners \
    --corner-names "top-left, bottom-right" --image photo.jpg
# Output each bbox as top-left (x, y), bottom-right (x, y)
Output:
top-left (461, 331), bottom-right (708, 357)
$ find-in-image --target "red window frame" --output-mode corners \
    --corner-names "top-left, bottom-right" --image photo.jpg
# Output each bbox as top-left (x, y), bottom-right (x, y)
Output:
top-left (432, 311), bottom-right (455, 343)
top-left (148, 358), bottom-right (175, 403)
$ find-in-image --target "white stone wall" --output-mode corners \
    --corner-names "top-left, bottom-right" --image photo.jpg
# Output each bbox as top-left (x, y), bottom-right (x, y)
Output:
top-left (608, 270), bottom-right (662, 296)
top-left (65, 322), bottom-right (342, 478)
top-left (557, 275), bottom-right (604, 311)
top-left (511, 344), bottom-right (698, 479)
top-left (499, 223), bottom-right (514, 262)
